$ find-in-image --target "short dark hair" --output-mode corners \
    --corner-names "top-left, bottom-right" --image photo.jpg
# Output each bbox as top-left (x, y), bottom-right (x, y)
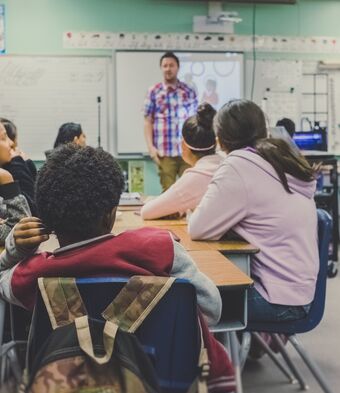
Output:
top-left (54, 122), bottom-right (83, 148)
top-left (0, 118), bottom-right (17, 141)
top-left (160, 52), bottom-right (179, 67)
top-left (276, 118), bottom-right (296, 138)
top-left (36, 145), bottom-right (124, 239)
top-left (182, 103), bottom-right (216, 157)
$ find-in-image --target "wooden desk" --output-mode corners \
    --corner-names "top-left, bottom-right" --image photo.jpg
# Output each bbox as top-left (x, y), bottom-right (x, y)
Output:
top-left (115, 211), bottom-right (259, 275)
top-left (115, 211), bottom-right (187, 229)
top-left (189, 250), bottom-right (252, 288)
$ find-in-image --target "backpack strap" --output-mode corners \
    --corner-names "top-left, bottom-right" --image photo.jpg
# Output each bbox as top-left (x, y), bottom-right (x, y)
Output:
top-left (75, 315), bottom-right (118, 365)
top-left (186, 320), bottom-right (209, 393)
top-left (38, 277), bottom-right (87, 329)
top-left (102, 276), bottom-right (175, 333)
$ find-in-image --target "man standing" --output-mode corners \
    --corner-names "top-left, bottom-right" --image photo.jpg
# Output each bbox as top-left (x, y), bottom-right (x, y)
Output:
top-left (144, 52), bottom-right (198, 191)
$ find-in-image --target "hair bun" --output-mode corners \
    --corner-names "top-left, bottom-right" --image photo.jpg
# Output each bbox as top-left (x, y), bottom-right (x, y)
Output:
top-left (197, 102), bottom-right (216, 129)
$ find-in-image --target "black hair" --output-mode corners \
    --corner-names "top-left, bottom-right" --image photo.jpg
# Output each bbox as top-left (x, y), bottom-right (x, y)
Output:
top-left (0, 118), bottom-right (17, 142)
top-left (182, 103), bottom-right (216, 158)
top-left (36, 145), bottom-right (125, 240)
top-left (276, 118), bottom-right (296, 138)
top-left (215, 99), bottom-right (267, 151)
top-left (54, 122), bottom-right (83, 148)
top-left (160, 51), bottom-right (180, 67)
top-left (215, 99), bottom-right (315, 193)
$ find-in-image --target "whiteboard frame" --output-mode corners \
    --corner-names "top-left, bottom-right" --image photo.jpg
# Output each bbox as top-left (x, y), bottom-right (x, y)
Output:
top-left (0, 54), bottom-right (112, 160)
top-left (112, 49), bottom-right (245, 157)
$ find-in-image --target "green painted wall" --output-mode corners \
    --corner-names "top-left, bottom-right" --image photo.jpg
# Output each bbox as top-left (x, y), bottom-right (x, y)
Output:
top-left (2, 0), bottom-right (340, 56)
top-left (2, 0), bottom-right (340, 194)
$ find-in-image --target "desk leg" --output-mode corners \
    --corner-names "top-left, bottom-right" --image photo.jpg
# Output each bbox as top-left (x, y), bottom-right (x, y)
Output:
top-left (229, 331), bottom-right (243, 393)
top-left (223, 253), bottom-right (251, 276)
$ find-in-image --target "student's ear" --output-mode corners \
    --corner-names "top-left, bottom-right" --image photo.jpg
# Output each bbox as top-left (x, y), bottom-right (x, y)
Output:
top-left (106, 207), bottom-right (117, 232)
top-left (100, 207), bottom-right (117, 234)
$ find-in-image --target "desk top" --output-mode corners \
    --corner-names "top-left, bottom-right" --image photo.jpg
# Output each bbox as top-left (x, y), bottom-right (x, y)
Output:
top-left (189, 250), bottom-right (253, 287)
top-left (114, 212), bottom-right (259, 254)
top-left (115, 211), bottom-right (187, 227)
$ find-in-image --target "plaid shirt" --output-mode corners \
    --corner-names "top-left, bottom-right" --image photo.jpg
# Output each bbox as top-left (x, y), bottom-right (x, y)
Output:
top-left (144, 80), bottom-right (198, 157)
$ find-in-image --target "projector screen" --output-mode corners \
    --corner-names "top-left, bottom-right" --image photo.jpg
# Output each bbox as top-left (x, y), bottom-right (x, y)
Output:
top-left (114, 50), bottom-right (244, 155)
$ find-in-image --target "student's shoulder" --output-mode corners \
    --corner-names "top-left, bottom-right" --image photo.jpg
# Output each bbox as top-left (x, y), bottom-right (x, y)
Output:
top-left (116, 227), bottom-right (175, 259)
top-left (117, 227), bottom-right (173, 242)
top-left (214, 153), bottom-right (252, 182)
top-left (223, 150), bottom-right (258, 167)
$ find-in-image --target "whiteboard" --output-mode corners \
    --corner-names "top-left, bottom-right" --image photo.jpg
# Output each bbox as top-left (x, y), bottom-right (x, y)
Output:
top-left (245, 59), bottom-right (303, 128)
top-left (0, 56), bottom-right (110, 160)
top-left (115, 50), bottom-right (244, 155)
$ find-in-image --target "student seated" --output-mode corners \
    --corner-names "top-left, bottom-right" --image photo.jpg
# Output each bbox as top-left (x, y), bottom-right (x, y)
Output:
top-left (45, 122), bottom-right (86, 158)
top-left (54, 122), bottom-right (86, 148)
top-left (0, 124), bottom-right (30, 245)
top-left (189, 100), bottom-right (318, 323)
top-left (0, 117), bottom-right (37, 179)
top-left (141, 103), bottom-right (222, 219)
top-left (0, 145), bottom-right (235, 392)
top-left (0, 120), bottom-right (37, 215)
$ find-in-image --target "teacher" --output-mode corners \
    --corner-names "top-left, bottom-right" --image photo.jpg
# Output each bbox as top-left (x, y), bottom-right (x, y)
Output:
top-left (143, 52), bottom-right (198, 191)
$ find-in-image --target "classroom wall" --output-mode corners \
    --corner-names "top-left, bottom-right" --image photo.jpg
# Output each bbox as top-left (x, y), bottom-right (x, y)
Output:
top-left (2, 0), bottom-right (340, 195)
top-left (2, 0), bottom-right (340, 56)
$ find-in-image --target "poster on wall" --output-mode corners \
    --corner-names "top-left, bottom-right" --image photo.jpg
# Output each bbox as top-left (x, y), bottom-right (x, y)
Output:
top-left (0, 5), bottom-right (5, 54)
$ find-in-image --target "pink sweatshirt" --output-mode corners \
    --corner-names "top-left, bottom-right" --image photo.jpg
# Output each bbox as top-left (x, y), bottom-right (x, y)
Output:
top-left (141, 154), bottom-right (222, 219)
top-left (189, 150), bottom-right (319, 306)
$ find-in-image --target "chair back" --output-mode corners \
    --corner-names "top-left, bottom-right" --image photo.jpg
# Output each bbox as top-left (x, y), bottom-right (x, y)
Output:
top-left (247, 208), bottom-right (332, 334)
top-left (28, 277), bottom-right (200, 393)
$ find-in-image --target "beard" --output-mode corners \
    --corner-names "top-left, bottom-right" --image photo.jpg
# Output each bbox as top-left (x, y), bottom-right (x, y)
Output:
top-left (164, 74), bottom-right (177, 84)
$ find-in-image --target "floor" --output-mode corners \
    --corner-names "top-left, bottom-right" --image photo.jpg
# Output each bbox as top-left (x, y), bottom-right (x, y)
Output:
top-left (242, 272), bottom-right (340, 392)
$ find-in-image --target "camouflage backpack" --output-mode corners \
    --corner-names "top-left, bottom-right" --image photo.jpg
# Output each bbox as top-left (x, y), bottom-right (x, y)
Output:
top-left (25, 276), bottom-right (209, 393)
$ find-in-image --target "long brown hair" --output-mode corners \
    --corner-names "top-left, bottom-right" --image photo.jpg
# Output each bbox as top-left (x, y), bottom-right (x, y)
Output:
top-left (214, 99), bottom-right (315, 193)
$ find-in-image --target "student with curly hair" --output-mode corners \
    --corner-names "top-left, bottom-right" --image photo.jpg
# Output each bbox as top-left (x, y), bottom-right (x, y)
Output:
top-left (141, 103), bottom-right (222, 219)
top-left (0, 144), bottom-right (235, 393)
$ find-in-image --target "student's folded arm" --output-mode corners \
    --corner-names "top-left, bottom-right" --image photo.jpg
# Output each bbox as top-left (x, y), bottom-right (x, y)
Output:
top-left (0, 182), bottom-right (31, 244)
top-left (0, 266), bottom-right (24, 307)
top-left (170, 237), bottom-right (222, 326)
top-left (141, 176), bottom-right (192, 219)
top-left (188, 163), bottom-right (248, 240)
top-left (0, 227), bottom-right (38, 272)
top-left (141, 186), bottom-right (179, 220)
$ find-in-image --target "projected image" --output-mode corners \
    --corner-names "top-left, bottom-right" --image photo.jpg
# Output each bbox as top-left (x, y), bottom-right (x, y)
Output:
top-left (115, 50), bottom-right (244, 154)
top-left (178, 53), bottom-right (243, 110)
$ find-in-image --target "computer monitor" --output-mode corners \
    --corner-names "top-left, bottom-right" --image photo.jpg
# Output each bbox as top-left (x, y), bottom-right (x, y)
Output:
top-left (293, 131), bottom-right (327, 151)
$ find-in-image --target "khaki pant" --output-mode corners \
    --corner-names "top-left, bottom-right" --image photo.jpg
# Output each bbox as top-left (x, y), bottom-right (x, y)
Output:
top-left (158, 156), bottom-right (190, 191)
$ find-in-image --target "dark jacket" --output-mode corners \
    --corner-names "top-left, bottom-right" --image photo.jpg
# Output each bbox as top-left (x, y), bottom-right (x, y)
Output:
top-left (3, 156), bottom-right (37, 215)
